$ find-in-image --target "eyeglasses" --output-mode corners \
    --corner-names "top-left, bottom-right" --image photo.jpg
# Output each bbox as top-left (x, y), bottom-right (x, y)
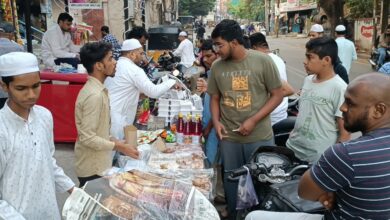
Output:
top-left (212, 44), bottom-right (223, 52)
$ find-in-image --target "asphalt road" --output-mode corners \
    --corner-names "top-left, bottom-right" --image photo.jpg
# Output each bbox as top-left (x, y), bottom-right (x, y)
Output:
top-left (54, 36), bottom-right (373, 214)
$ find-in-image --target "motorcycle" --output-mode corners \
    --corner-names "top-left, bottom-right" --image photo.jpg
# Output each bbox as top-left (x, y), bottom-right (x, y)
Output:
top-left (369, 48), bottom-right (390, 70)
top-left (157, 52), bottom-right (205, 92)
top-left (228, 146), bottom-right (324, 219)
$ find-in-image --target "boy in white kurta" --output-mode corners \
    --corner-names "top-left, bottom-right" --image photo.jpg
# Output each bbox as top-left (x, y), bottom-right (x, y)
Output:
top-left (0, 52), bottom-right (75, 219)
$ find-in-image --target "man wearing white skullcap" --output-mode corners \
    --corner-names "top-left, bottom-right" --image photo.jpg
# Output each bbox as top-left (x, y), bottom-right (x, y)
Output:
top-left (173, 31), bottom-right (196, 70)
top-left (0, 52), bottom-right (75, 219)
top-left (335, 24), bottom-right (357, 74)
top-left (74, 42), bottom-right (139, 187)
top-left (105, 39), bottom-right (177, 140)
top-left (308, 24), bottom-right (324, 39)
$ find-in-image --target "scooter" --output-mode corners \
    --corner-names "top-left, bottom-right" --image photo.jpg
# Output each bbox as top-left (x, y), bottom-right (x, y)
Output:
top-left (228, 146), bottom-right (324, 219)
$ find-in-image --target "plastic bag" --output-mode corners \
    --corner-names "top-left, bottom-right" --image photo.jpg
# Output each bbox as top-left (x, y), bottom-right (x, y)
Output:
top-left (236, 166), bottom-right (259, 210)
top-left (137, 98), bottom-right (150, 125)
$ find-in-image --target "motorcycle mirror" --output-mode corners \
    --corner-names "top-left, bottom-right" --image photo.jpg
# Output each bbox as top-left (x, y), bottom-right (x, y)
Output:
top-left (172, 69), bottom-right (180, 76)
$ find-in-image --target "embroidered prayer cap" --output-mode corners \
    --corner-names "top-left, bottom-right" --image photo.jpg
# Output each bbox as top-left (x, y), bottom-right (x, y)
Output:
top-left (121, 39), bottom-right (142, 51)
top-left (0, 52), bottom-right (39, 77)
top-left (310, 24), bottom-right (324, 33)
top-left (335, 25), bottom-right (346, 32)
top-left (179, 31), bottom-right (187, 37)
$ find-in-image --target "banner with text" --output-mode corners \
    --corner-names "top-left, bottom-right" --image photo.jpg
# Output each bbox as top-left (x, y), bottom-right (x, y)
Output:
top-left (69, 0), bottom-right (102, 9)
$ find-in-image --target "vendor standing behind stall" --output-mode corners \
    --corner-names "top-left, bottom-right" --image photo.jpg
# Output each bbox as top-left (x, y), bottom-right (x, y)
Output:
top-left (41, 12), bottom-right (80, 68)
top-left (0, 52), bottom-right (75, 219)
top-left (105, 39), bottom-right (176, 140)
top-left (74, 42), bottom-right (139, 187)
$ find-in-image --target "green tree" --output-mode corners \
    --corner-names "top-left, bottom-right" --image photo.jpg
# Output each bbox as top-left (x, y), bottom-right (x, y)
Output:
top-left (179, 0), bottom-right (216, 16)
top-left (345, 0), bottom-right (374, 19)
top-left (318, 0), bottom-right (345, 36)
top-left (228, 0), bottom-right (265, 21)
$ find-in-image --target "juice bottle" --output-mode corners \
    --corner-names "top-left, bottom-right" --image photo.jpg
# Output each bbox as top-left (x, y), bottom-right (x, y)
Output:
top-left (192, 114), bottom-right (202, 145)
top-left (184, 114), bottom-right (192, 144)
top-left (176, 113), bottom-right (184, 144)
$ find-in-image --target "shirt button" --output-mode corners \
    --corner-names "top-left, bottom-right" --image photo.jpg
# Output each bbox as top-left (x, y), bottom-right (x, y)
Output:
top-left (31, 132), bottom-right (33, 135)
top-left (34, 142), bottom-right (36, 146)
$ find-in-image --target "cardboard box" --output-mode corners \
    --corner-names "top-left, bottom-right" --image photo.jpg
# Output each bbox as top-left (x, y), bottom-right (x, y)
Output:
top-left (124, 125), bottom-right (137, 147)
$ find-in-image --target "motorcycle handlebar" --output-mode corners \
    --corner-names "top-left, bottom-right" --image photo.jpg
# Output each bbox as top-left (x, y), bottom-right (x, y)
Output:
top-left (285, 164), bottom-right (309, 177)
top-left (228, 163), bottom-right (262, 181)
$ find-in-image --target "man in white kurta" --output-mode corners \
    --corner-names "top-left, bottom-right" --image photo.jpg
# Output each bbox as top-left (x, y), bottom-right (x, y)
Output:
top-left (0, 52), bottom-right (75, 219)
top-left (172, 31), bottom-right (196, 68)
top-left (335, 25), bottom-right (357, 74)
top-left (105, 39), bottom-right (176, 140)
top-left (41, 13), bottom-right (80, 68)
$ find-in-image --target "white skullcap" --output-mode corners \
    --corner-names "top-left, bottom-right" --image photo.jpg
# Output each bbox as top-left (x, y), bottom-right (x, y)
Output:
top-left (310, 24), bottom-right (324, 33)
top-left (179, 31), bottom-right (187, 37)
top-left (0, 52), bottom-right (39, 77)
top-left (335, 25), bottom-right (346, 32)
top-left (121, 39), bottom-right (142, 51)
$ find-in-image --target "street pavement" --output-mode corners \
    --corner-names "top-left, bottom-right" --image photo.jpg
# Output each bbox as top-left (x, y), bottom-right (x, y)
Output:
top-left (54, 36), bottom-right (374, 213)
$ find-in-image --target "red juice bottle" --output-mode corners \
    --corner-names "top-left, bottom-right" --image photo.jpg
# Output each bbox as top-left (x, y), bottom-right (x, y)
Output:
top-left (192, 114), bottom-right (202, 145)
top-left (176, 113), bottom-right (184, 144)
top-left (184, 114), bottom-right (192, 144)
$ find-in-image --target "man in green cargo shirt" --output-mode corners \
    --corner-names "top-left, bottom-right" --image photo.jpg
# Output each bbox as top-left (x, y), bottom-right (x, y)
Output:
top-left (207, 19), bottom-right (284, 220)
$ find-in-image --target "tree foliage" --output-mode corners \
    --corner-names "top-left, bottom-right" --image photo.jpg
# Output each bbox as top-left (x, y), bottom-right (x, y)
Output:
top-left (179, 0), bottom-right (216, 16)
top-left (345, 0), bottom-right (374, 19)
top-left (228, 0), bottom-right (265, 21)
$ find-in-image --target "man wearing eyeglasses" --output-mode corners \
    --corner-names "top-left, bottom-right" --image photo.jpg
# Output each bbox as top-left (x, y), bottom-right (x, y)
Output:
top-left (105, 39), bottom-right (177, 140)
top-left (207, 19), bottom-right (284, 220)
top-left (0, 22), bottom-right (23, 109)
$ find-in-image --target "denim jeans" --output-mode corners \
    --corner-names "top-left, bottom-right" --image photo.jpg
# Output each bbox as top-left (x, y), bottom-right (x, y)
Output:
top-left (378, 47), bottom-right (387, 66)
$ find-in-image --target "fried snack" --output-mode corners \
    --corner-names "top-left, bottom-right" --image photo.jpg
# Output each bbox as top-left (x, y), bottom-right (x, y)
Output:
top-left (102, 195), bottom-right (139, 219)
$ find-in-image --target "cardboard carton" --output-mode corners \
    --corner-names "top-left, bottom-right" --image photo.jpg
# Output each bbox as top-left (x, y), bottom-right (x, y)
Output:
top-left (124, 125), bottom-right (137, 147)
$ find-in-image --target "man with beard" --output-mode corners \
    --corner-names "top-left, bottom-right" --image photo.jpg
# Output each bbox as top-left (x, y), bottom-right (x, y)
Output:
top-left (245, 73), bottom-right (390, 220)
top-left (41, 13), bottom-right (80, 68)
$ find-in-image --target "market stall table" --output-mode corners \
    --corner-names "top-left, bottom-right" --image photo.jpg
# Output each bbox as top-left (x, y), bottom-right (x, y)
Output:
top-left (37, 70), bottom-right (88, 142)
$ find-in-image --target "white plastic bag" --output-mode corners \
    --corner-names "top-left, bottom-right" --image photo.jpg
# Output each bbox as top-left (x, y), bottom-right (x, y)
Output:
top-left (236, 166), bottom-right (259, 210)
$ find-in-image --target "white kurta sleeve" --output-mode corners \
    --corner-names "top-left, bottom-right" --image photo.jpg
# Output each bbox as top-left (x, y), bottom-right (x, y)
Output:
top-left (172, 41), bottom-right (184, 57)
top-left (47, 114), bottom-right (75, 193)
top-left (0, 135), bottom-right (26, 220)
top-left (133, 70), bottom-right (176, 98)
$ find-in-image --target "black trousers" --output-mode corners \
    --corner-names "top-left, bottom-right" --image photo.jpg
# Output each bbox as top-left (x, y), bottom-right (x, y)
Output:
top-left (0, 98), bottom-right (7, 109)
top-left (78, 175), bottom-right (101, 187)
top-left (54, 57), bottom-right (80, 69)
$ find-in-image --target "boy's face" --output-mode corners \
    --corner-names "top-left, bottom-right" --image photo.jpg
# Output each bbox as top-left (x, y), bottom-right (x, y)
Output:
top-left (308, 31), bottom-right (322, 39)
top-left (99, 51), bottom-right (116, 77)
top-left (202, 49), bottom-right (218, 69)
top-left (304, 50), bottom-right (328, 74)
top-left (2, 72), bottom-right (41, 111)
